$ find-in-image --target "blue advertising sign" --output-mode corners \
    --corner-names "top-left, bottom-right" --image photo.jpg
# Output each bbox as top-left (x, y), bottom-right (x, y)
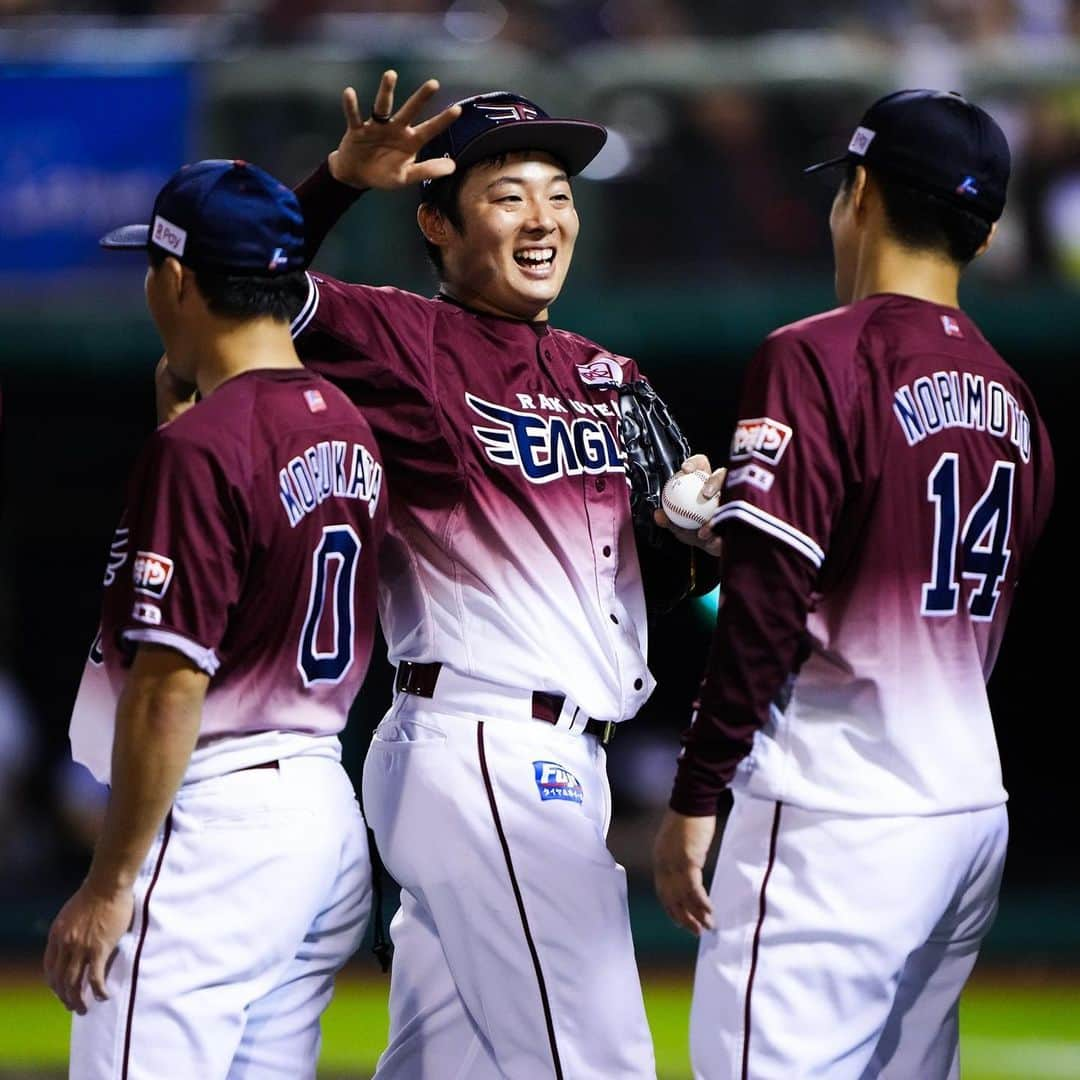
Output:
top-left (0, 64), bottom-right (193, 277)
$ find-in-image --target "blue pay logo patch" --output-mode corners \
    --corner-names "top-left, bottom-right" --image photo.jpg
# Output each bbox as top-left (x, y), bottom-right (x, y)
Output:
top-left (533, 761), bottom-right (584, 804)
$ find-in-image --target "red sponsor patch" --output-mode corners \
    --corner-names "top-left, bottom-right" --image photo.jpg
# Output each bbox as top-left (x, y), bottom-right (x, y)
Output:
top-left (577, 356), bottom-right (623, 386)
top-left (304, 388), bottom-right (327, 413)
top-left (133, 551), bottom-right (175, 599)
top-left (730, 417), bottom-right (793, 465)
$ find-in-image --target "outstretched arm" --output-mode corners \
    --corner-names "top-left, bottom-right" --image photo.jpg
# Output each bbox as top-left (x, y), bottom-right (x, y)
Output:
top-left (297, 70), bottom-right (462, 263)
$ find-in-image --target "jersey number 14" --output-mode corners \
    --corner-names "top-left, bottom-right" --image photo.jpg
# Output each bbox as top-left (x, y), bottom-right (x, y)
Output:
top-left (922, 453), bottom-right (1014, 621)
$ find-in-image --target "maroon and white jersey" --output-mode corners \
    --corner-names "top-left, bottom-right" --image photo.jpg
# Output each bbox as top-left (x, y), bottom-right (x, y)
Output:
top-left (290, 274), bottom-right (654, 723)
top-left (70, 369), bottom-right (387, 784)
top-left (715, 294), bottom-right (1054, 815)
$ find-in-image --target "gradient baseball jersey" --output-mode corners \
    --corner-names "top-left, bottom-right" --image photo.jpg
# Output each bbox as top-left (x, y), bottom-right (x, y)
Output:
top-left (291, 274), bottom-right (654, 723)
top-left (709, 294), bottom-right (1055, 815)
top-left (70, 368), bottom-right (387, 784)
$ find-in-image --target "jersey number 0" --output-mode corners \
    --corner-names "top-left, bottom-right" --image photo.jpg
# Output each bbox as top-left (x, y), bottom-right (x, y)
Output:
top-left (298, 524), bottom-right (362, 686)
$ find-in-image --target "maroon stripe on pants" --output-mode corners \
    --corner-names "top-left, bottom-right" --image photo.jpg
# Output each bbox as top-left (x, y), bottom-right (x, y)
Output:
top-left (476, 723), bottom-right (564, 1079)
top-left (121, 811), bottom-right (173, 1080)
top-left (742, 801), bottom-right (783, 1080)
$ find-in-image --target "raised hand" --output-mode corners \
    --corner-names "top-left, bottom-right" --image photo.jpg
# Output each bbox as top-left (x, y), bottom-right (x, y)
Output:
top-left (328, 70), bottom-right (462, 191)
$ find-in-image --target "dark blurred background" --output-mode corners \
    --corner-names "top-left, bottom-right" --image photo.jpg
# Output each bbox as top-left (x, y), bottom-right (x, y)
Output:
top-left (0, 0), bottom-right (1076, 979)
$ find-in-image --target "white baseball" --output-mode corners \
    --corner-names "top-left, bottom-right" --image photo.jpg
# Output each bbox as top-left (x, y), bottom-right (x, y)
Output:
top-left (661, 469), bottom-right (720, 531)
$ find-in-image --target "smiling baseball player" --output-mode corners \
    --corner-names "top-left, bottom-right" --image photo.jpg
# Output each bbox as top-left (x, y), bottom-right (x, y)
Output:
top-left (653, 90), bottom-right (1056, 1078)
top-left (262, 73), bottom-right (720, 1078)
top-left (45, 160), bottom-right (387, 1079)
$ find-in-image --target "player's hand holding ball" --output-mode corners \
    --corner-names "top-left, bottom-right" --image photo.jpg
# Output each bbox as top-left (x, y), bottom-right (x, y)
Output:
top-left (655, 455), bottom-right (725, 557)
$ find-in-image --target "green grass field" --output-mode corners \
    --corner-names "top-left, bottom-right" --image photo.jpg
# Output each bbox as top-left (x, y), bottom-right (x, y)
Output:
top-left (3, 970), bottom-right (1077, 1078)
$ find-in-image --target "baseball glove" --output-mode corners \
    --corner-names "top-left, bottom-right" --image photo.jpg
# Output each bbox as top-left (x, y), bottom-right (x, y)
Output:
top-left (605, 378), bottom-right (691, 538)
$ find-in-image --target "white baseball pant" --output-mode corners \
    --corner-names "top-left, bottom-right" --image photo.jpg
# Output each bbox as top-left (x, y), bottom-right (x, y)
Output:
top-left (69, 754), bottom-right (371, 1080)
top-left (690, 792), bottom-right (1008, 1080)
top-left (362, 682), bottom-right (657, 1079)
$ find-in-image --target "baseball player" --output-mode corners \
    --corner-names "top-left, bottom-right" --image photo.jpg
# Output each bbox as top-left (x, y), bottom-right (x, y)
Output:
top-left (278, 72), bottom-right (722, 1078)
top-left (652, 90), bottom-right (1056, 1078)
top-left (44, 159), bottom-right (388, 1079)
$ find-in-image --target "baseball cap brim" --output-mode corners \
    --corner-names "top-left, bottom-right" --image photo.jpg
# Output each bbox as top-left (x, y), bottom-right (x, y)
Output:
top-left (99, 224), bottom-right (151, 250)
top-left (454, 118), bottom-right (608, 175)
top-left (803, 155), bottom-right (849, 175)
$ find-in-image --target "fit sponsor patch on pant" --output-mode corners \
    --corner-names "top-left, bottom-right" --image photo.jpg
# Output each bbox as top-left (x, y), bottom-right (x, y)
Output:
top-left (533, 761), bottom-right (584, 804)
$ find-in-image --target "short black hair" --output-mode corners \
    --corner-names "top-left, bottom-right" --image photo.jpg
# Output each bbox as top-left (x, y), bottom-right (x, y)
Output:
top-left (148, 247), bottom-right (308, 323)
top-left (418, 151), bottom-right (570, 276)
top-left (844, 161), bottom-right (992, 266)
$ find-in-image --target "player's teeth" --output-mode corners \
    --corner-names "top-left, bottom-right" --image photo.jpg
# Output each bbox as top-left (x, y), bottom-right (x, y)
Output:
top-left (517, 249), bottom-right (553, 264)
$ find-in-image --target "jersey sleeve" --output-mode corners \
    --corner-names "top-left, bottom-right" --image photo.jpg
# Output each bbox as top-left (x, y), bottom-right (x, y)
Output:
top-left (669, 524), bottom-right (816, 815)
top-left (111, 430), bottom-right (247, 675)
top-left (290, 271), bottom-right (439, 406)
top-left (712, 330), bottom-right (849, 571)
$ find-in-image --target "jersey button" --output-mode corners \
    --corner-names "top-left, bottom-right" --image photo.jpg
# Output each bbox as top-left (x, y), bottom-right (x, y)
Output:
top-left (609, 613), bottom-right (619, 624)
top-left (633, 678), bottom-right (643, 691)
top-left (602, 545), bottom-right (611, 557)
top-left (595, 478), bottom-right (607, 492)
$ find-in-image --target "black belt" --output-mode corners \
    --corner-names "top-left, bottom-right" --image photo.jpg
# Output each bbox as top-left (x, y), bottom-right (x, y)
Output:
top-left (395, 661), bottom-right (616, 746)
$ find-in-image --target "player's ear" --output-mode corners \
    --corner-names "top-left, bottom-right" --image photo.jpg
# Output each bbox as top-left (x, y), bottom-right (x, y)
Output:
top-left (974, 220), bottom-right (998, 259)
top-left (417, 203), bottom-right (452, 249)
top-left (158, 255), bottom-right (185, 304)
top-left (849, 164), bottom-right (870, 218)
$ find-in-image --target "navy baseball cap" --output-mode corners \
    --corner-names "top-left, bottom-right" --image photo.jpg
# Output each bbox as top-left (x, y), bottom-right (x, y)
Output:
top-left (804, 89), bottom-right (1010, 224)
top-left (100, 159), bottom-right (306, 274)
top-left (416, 91), bottom-right (607, 179)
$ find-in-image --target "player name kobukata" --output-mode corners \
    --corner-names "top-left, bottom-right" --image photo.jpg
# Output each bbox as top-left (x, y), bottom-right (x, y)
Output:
top-left (278, 439), bottom-right (383, 527)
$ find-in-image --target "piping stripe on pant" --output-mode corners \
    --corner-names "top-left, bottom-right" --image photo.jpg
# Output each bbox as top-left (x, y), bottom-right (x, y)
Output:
top-left (742, 801), bottom-right (783, 1080)
top-left (121, 811), bottom-right (173, 1080)
top-left (476, 723), bottom-right (564, 1079)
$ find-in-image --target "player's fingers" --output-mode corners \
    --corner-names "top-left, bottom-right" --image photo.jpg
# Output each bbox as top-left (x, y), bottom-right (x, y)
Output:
top-left (653, 508), bottom-right (672, 530)
top-left (411, 103), bottom-right (463, 144)
top-left (341, 86), bottom-right (364, 130)
top-left (701, 466), bottom-right (727, 499)
top-left (685, 881), bottom-right (715, 931)
top-left (88, 947), bottom-right (110, 1003)
top-left (371, 69), bottom-right (397, 121)
top-left (699, 535), bottom-right (723, 558)
top-left (404, 156), bottom-right (457, 186)
top-left (394, 77), bottom-right (441, 125)
top-left (682, 454), bottom-right (711, 475)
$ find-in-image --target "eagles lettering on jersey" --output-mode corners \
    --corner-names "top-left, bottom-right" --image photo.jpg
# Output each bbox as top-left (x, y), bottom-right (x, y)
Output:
top-left (466, 393), bottom-right (624, 484)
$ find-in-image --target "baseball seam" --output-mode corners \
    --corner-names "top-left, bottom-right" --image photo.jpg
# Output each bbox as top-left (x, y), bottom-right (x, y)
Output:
top-left (661, 489), bottom-right (710, 527)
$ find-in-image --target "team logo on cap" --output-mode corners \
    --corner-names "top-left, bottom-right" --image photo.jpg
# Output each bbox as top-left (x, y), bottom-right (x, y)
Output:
top-left (133, 551), bottom-right (174, 599)
top-left (152, 215), bottom-right (187, 257)
top-left (533, 761), bottom-right (584, 804)
top-left (848, 126), bottom-right (876, 156)
top-left (475, 103), bottom-right (539, 123)
top-left (956, 175), bottom-right (979, 197)
top-left (268, 247), bottom-right (289, 270)
top-left (730, 417), bottom-right (793, 465)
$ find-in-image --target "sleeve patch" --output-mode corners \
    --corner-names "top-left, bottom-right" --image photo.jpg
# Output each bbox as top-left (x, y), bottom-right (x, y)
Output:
top-left (730, 417), bottom-right (793, 465)
top-left (133, 551), bottom-right (175, 599)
